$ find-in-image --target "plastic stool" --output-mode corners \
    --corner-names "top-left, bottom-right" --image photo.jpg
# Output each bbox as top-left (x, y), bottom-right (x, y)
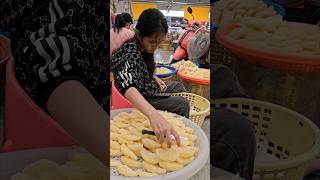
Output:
top-left (3, 57), bottom-right (76, 152)
top-left (111, 81), bottom-right (133, 109)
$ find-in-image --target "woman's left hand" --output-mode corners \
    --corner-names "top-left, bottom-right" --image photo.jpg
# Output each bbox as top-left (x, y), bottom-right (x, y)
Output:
top-left (154, 76), bottom-right (167, 92)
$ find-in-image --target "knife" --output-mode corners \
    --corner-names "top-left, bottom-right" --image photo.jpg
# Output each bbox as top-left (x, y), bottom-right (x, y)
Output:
top-left (142, 129), bottom-right (188, 140)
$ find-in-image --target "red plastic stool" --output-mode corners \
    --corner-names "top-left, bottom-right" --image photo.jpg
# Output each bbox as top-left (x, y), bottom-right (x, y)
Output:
top-left (111, 81), bottom-right (133, 109)
top-left (2, 57), bottom-right (76, 152)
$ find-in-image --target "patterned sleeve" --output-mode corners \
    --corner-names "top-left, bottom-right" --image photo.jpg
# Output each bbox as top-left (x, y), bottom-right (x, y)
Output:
top-left (111, 43), bottom-right (142, 95)
top-left (20, 0), bottom-right (91, 83)
top-left (2, 0), bottom-right (109, 111)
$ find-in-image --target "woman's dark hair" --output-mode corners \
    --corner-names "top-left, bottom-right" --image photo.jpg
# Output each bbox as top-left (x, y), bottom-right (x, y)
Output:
top-left (134, 8), bottom-right (168, 77)
top-left (114, 12), bottom-right (133, 33)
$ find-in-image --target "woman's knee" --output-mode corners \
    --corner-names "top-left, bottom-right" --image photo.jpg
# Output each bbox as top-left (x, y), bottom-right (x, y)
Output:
top-left (168, 81), bottom-right (187, 93)
top-left (172, 96), bottom-right (190, 117)
top-left (213, 108), bottom-right (256, 149)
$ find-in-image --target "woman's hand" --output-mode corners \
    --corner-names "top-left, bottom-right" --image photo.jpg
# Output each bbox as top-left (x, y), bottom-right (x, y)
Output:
top-left (148, 111), bottom-right (181, 147)
top-left (124, 87), bottom-right (179, 146)
top-left (154, 76), bottom-right (167, 92)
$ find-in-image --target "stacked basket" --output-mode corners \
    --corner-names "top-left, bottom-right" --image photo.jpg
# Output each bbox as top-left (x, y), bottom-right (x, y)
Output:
top-left (213, 98), bottom-right (320, 180)
top-left (172, 92), bottom-right (210, 126)
top-left (177, 68), bottom-right (210, 100)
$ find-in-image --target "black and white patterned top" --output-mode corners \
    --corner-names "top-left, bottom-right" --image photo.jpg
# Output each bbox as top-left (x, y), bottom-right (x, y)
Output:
top-left (111, 42), bottom-right (160, 96)
top-left (0, 0), bottom-right (109, 112)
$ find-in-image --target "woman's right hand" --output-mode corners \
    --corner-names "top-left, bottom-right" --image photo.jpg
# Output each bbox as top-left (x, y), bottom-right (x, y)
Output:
top-left (124, 87), bottom-right (180, 147)
top-left (148, 111), bottom-right (181, 147)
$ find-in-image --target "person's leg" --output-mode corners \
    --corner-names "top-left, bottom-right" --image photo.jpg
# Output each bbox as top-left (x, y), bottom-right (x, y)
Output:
top-left (148, 81), bottom-right (189, 117)
top-left (211, 107), bottom-right (256, 180)
top-left (211, 64), bottom-right (249, 99)
top-left (164, 81), bottom-right (187, 93)
top-left (147, 96), bottom-right (190, 118)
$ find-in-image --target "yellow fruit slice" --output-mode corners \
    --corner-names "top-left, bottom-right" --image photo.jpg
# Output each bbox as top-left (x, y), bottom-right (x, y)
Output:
top-left (140, 148), bottom-right (159, 164)
top-left (110, 159), bottom-right (121, 167)
top-left (121, 156), bottom-right (141, 168)
top-left (117, 165), bottom-right (138, 177)
top-left (177, 156), bottom-right (195, 165)
top-left (121, 144), bottom-right (138, 160)
top-left (110, 149), bottom-right (122, 157)
top-left (159, 161), bottom-right (184, 171)
top-left (137, 169), bottom-right (158, 177)
top-left (179, 147), bottom-right (199, 158)
top-left (142, 138), bottom-right (161, 149)
top-left (156, 148), bottom-right (180, 162)
top-left (110, 140), bottom-right (120, 150)
top-left (122, 134), bottom-right (141, 141)
top-left (142, 161), bottom-right (166, 174)
top-left (127, 143), bottom-right (143, 152)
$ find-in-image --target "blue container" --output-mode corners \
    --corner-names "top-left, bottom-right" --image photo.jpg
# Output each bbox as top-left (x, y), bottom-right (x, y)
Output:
top-left (155, 65), bottom-right (177, 78)
top-left (0, 30), bottom-right (12, 39)
top-left (264, 0), bottom-right (286, 17)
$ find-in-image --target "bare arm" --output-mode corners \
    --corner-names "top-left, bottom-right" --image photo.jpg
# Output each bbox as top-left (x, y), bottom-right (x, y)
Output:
top-left (47, 80), bottom-right (108, 165)
top-left (125, 87), bottom-right (158, 117)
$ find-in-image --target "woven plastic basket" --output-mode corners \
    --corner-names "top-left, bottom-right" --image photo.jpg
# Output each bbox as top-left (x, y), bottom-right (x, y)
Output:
top-left (172, 92), bottom-right (210, 126)
top-left (211, 34), bottom-right (234, 67)
top-left (177, 68), bottom-right (210, 100)
top-left (211, 21), bottom-right (234, 67)
top-left (182, 82), bottom-right (210, 100)
top-left (212, 98), bottom-right (320, 180)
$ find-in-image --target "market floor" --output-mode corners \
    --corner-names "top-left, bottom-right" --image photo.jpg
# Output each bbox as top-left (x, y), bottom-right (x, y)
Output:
top-left (189, 117), bottom-right (210, 180)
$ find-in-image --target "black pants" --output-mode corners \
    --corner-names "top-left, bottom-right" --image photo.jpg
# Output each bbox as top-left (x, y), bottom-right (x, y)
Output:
top-left (211, 64), bottom-right (256, 180)
top-left (146, 81), bottom-right (190, 118)
top-left (211, 108), bottom-right (256, 180)
top-left (211, 64), bottom-right (249, 99)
